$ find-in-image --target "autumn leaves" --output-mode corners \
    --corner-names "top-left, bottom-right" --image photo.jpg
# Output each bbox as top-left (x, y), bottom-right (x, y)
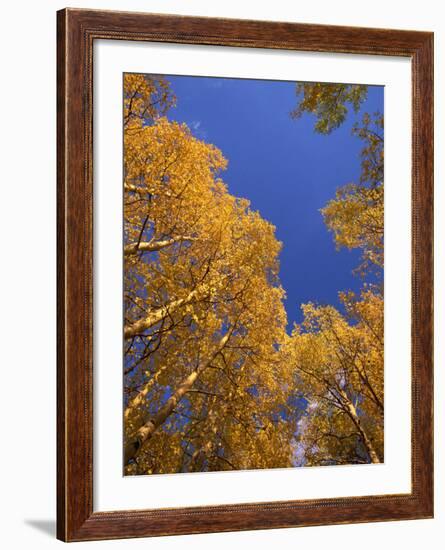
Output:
top-left (286, 83), bottom-right (384, 466)
top-left (123, 74), bottom-right (291, 473)
top-left (123, 75), bottom-right (384, 474)
top-left (285, 290), bottom-right (383, 465)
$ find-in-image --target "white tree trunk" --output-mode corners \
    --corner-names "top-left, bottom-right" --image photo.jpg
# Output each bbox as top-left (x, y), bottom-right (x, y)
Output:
top-left (124, 287), bottom-right (203, 339)
top-left (338, 388), bottom-right (380, 464)
top-left (124, 330), bottom-right (231, 465)
top-left (124, 363), bottom-right (169, 422)
top-left (124, 236), bottom-right (197, 256)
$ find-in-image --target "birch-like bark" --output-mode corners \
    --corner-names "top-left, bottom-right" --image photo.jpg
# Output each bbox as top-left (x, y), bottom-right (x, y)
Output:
top-left (124, 235), bottom-right (196, 256)
top-left (124, 330), bottom-right (231, 465)
top-left (124, 363), bottom-right (169, 422)
top-left (124, 288), bottom-right (203, 339)
top-left (338, 388), bottom-right (381, 464)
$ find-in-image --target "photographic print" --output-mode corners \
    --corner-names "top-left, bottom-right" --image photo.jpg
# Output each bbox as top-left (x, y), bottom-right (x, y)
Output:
top-left (57, 11), bottom-right (433, 540)
top-left (123, 73), bottom-right (384, 476)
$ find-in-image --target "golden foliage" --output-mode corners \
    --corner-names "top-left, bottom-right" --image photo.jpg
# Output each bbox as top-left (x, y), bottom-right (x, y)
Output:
top-left (124, 73), bottom-right (175, 129)
top-left (289, 94), bottom-right (384, 465)
top-left (322, 113), bottom-right (384, 274)
top-left (286, 288), bottom-right (383, 465)
top-left (123, 75), bottom-right (296, 474)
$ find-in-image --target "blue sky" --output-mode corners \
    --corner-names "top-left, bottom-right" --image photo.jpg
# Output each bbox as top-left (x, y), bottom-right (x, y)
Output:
top-left (165, 75), bottom-right (383, 328)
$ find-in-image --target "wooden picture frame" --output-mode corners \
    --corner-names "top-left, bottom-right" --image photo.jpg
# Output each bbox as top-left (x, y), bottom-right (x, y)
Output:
top-left (57, 8), bottom-right (434, 542)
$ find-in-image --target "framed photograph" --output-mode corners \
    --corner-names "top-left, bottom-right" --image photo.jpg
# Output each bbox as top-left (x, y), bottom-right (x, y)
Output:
top-left (57, 8), bottom-right (433, 542)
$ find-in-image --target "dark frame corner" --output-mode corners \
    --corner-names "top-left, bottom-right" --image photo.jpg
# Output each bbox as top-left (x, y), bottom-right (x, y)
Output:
top-left (57, 8), bottom-right (433, 542)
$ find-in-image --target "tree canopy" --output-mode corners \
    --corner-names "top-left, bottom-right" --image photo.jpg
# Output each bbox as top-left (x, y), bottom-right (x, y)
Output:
top-left (288, 82), bottom-right (384, 465)
top-left (123, 74), bottom-right (297, 474)
top-left (123, 75), bottom-right (384, 474)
